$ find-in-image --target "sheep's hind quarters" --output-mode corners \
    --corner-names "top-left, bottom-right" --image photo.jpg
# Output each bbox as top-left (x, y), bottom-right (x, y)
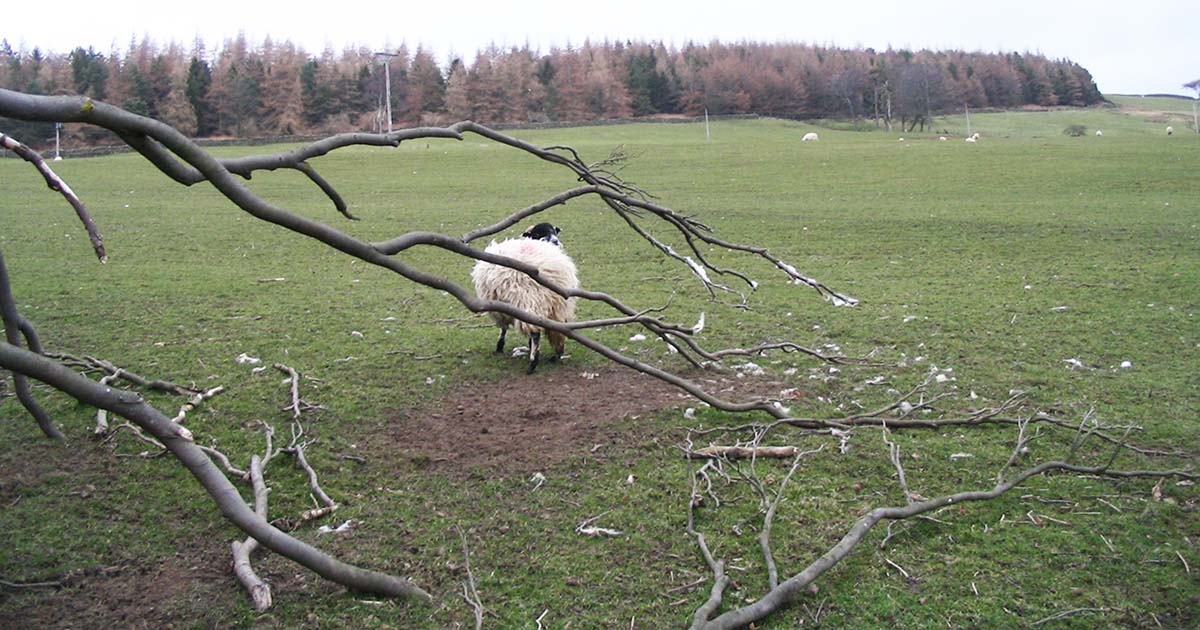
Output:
top-left (471, 222), bottom-right (579, 374)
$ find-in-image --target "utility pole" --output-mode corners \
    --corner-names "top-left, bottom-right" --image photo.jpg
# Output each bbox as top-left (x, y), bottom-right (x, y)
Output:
top-left (374, 51), bottom-right (398, 134)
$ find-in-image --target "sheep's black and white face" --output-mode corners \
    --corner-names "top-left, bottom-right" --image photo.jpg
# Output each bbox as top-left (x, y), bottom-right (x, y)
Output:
top-left (523, 222), bottom-right (563, 247)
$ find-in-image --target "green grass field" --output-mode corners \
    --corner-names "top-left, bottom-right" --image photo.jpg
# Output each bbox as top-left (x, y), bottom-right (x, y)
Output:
top-left (1, 102), bottom-right (1197, 628)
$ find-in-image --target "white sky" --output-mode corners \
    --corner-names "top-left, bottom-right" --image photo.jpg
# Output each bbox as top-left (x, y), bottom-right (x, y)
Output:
top-left (5, 0), bottom-right (1198, 95)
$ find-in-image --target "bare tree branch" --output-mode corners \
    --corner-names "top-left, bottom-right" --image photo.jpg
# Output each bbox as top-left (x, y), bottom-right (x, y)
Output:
top-left (689, 440), bottom-right (1196, 629)
top-left (231, 454), bottom-right (273, 611)
top-left (0, 131), bottom-right (106, 262)
top-left (0, 248), bottom-right (63, 439)
top-left (0, 341), bottom-right (431, 603)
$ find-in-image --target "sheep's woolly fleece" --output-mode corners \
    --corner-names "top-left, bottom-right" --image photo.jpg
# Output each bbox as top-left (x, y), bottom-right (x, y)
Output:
top-left (471, 237), bottom-right (579, 335)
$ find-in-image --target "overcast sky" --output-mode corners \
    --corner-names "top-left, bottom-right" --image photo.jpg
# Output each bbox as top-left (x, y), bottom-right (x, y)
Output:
top-left (6, 0), bottom-right (1198, 95)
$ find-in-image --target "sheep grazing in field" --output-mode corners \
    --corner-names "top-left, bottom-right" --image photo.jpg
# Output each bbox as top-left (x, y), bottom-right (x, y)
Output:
top-left (1166, 126), bottom-right (1174, 135)
top-left (939, 136), bottom-right (948, 141)
top-left (801, 132), bottom-right (819, 142)
top-left (471, 222), bottom-right (579, 374)
top-left (965, 136), bottom-right (977, 143)
top-left (1096, 130), bottom-right (1103, 136)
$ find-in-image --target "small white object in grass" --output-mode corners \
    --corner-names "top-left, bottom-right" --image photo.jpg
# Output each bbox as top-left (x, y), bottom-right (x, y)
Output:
top-left (899, 401), bottom-right (914, 415)
top-left (626, 474), bottom-right (635, 485)
top-left (1024, 285), bottom-right (1032, 290)
top-left (318, 519), bottom-right (356, 534)
top-left (350, 330), bottom-right (364, 338)
top-left (250, 366), bottom-right (267, 375)
top-left (381, 316), bottom-right (397, 321)
top-left (692, 312), bottom-right (706, 334)
top-left (772, 401), bottom-right (791, 415)
top-left (733, 362), bottom-right (765, 376)
top-left (629, 333), bottom-right (647, 342)
top-left (903, 315), bottom-right (918, 323)
top-left (1064, 358), bottom-right (1085, 370)
top-left (969, 391), bottom-right (979, 400)
top-left (424, 377), bottom-right (435, 385)
top-left (1051, 306), bottom-right (1069, 312)
top-left (577, 525), bottom-right (623, 538)
top-left (950, 453), bottom-right (974, 460)
top-left (1119, 360), bottom-right (1133, 369)
top-left (935, 373), bottom-right (950, 383)
top-left (235, 353), bottom-right (261, 364)
top-left (684, 407), bottom-right (696, 420)
top-left (530, 472), bottom-right (547, 490)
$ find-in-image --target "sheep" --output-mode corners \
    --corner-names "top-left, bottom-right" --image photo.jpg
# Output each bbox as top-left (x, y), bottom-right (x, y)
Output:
top-left (1166, 125), bottom-right (1174, 135)
top-left (939, 136), bottom-right (948, 141)
top-left (1096, 130), bottom-right (1103, 136)
top-left (965, 136), bottom-right (977, 143)
top-left (801, 132), bottom-right (819, 142)
top-left (471, 222), bottom-right (579, 374)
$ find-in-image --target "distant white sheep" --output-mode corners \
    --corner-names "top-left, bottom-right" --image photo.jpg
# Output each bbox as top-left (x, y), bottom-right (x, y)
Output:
top-left (802, 132), bottom-right (819, 142)
top-left (1096, 130), bottom-right (1103, 136)
top-left (965, 136), bottom-right (977, 143)
top-left (1166, 126), bottom-right (1174, 135)
top-left (471, 223), bottom-right (579, 373)
top-left (939, 136), bottom-right (948, 141)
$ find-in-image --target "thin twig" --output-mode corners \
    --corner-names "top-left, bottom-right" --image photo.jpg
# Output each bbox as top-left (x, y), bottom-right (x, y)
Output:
top-left (459, 527), bottom-right (485, 630)
top-left (1031, 607), bottom-right (1108, 626)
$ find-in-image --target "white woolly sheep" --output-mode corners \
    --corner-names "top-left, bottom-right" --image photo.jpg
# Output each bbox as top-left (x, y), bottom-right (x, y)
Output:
top-left (965, 136), bottom-right (977, 143)
top-left (801, 132), bottom-right (819, 142)
top-left (1166, 126), bottom-right (1174, 135)
top-left (1096, 130), bottom-right (1103, 136)
top-left (471, 222), bottom-right (579, 373)
top-left (939, 136), bottom-right (948, 141)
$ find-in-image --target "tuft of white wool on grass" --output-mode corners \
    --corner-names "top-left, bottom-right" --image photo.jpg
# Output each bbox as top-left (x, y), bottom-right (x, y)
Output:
top-left (802, 132), bottom-right (819, 142)
top-left (472, 224), bottom-right (579, 373)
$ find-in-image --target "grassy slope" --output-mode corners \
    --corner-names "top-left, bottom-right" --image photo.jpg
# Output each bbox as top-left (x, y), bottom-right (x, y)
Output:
top-left (0, 104), bottom-right (1196, 627)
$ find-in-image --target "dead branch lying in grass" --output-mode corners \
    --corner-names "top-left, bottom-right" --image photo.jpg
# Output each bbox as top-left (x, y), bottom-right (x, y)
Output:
top-left (683, 410), bottom-right (1197, 630)
top-left (0, 342), bottom-right (431, 604)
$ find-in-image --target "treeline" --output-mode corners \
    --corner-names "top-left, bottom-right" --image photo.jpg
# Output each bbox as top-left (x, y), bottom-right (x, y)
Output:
top-left (1, 35), bottom-right (1103, 147)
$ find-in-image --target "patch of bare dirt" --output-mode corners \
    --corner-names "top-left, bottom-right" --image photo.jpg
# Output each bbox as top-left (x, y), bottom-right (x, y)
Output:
top-left (0, 546), bottom-right (235, 630)
top-left (375, 364), bottom-right (793, 477)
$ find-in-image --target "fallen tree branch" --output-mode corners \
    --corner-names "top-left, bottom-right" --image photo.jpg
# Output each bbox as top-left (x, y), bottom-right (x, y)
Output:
top-left (171, 386), bottom-right (225, 424)
top-left (46, 352), bottom-right (202, 396)
top-left (686, 445), bottom-right (809, 459)
top-left (274, 363), bottom-right (303, 421)
top-left (0, 342), bottom-right (431, 603)
top-left (231, 453), bottom-right (273, 611)
top-left (458, 527), bottom-right (486, 630)
top-left (687, 429), bottom-right (1197, 629)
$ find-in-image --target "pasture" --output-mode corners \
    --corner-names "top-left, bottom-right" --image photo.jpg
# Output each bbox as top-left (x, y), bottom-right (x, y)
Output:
top-left (1, 104), bottom-right (1197, 627)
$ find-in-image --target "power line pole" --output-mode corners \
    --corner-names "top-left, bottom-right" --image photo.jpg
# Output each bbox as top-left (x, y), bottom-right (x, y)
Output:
top-left (374, 51), bottom-right (398, 134)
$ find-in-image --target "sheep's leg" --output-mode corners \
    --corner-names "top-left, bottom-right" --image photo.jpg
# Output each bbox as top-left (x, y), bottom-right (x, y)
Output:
top-left (527, 332), bottom-right (541, 374)
top-left (494, 325), bottom-right (508, 354)
top-left (548, 331), bottom-right (567, 363)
